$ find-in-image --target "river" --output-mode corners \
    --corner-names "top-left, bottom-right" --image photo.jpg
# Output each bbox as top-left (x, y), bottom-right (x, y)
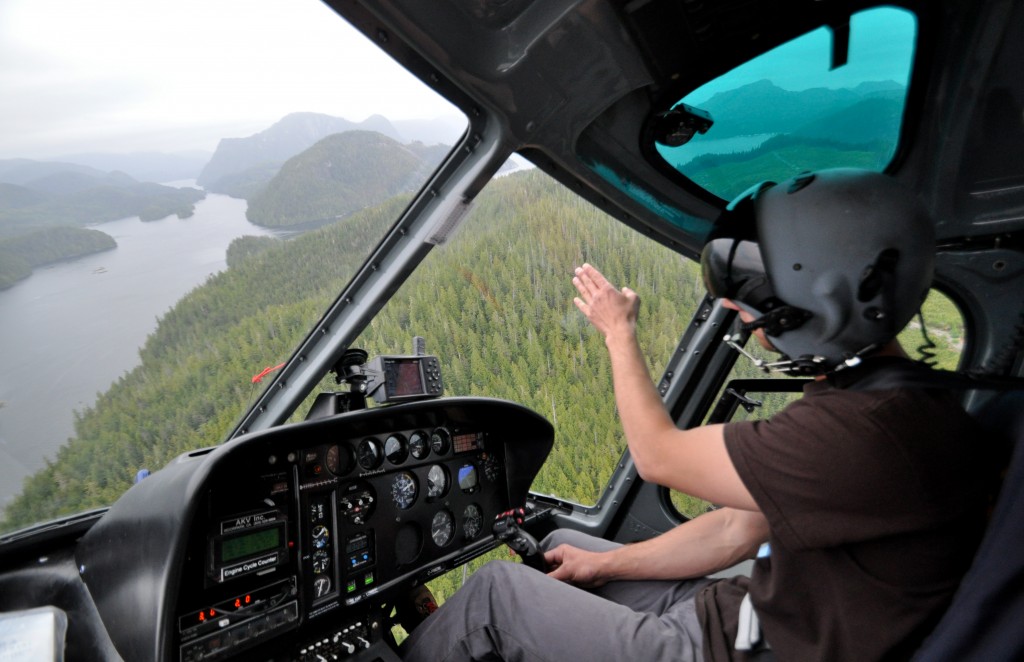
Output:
top-left (0, 187), bottom-right (278, 511)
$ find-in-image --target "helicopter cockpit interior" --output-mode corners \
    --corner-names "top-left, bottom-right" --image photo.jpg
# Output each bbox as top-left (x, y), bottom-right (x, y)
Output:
top-left (1, 0), bottom-right (1023, 660)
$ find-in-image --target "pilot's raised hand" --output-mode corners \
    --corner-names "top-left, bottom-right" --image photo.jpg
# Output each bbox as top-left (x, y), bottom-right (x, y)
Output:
top-left (572, 263), bottom-right (640, 344)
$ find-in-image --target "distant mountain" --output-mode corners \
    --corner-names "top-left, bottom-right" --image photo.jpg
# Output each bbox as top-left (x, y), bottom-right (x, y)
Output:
top-left (0, 159), bottom-right (206, 238)
top-left (392, 117), bottom-right (466, 146)
top-left (58, 151), bottom-right (211, 184)
top-left (792, 97), bottom-right (903, 144)
top-left (405, 141), bottom-right (453, 168)
top-left (697, 79), bottom-right (905, 139)
top-left (21, 169), bottom-right (136, 196)
top-left (0, 159), bottom-right (113, 187)
top-left (197, 112), bottom-right (403, 193)
top-left (245, 131), bottom-right (431, 228)
top-left (201, 163), bottom-right (282, 200)
top-left (0, 183), bottom-right (48, 211)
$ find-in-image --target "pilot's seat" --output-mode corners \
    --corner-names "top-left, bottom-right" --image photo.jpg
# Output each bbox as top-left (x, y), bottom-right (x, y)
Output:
top-left (914, 389), bottom-right (1024, 661)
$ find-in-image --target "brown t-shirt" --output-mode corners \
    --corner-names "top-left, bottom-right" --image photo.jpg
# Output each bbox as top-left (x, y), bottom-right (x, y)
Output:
top-left (698, 378), bottom-right (992, 661)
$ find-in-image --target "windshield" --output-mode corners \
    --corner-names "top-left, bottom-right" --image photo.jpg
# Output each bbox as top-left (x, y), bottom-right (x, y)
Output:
top-left (0, 0), bottom-right (464, 534)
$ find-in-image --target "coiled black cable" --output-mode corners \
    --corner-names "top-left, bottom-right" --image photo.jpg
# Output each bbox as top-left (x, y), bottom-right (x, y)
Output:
top-left (915, 309), bottom-right (938, 367)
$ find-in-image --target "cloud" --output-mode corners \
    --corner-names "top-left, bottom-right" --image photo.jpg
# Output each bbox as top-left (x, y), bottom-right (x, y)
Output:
top-left (0, 0), bottom-right (461, 158)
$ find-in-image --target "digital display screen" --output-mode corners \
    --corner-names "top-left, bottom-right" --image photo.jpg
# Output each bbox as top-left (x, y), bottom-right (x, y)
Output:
top-left (453, 432), bottom-right (483, 454)
top-left (458, 464), bottom-right (479, 491)
top-left (220, 526), bottom-right (281, 564)
top-left (389, 359), bottom-right (424, 396)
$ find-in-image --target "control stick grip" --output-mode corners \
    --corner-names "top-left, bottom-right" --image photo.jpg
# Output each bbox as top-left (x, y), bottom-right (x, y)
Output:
top-left (493, 508), bottom-right (546, 571)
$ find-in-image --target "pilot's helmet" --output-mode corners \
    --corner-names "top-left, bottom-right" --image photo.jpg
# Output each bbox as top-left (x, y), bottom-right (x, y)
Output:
top-left (701, 168), bottom-right (935, 374)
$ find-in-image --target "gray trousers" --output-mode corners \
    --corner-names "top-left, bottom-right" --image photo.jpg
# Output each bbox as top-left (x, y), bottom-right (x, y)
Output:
top-left (401, 529), bottom-right (710, 662)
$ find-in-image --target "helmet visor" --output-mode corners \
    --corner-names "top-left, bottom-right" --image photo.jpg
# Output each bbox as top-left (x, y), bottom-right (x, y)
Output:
top-left (700, 238), bottom-right (777, 311)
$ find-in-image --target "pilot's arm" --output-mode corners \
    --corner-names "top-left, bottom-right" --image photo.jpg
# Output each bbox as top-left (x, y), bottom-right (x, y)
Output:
top-left (545, 506), bottom-right (767, 586)
top-left (572, 263), bottom-right (756, 511)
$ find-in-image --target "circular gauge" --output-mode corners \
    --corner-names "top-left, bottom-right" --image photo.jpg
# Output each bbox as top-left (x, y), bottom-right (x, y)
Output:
top-left (457, 463), bottom-right (479, 493)
top-left (325, 444), bottom-right (353, 476)
top-left (430, 427), bottom-right (451, 455)
top-left (394, 523), bottom-right (423, 566)
top-left (313, 576), bottom-right (332, 598)
top-left (356, 438), bottom-right (383, 471)
top-left (463, 504), bottom-right (483, 540)
top-left (384, 434), bottom-right (409, 465)
top-left (312, 524), bottom-right (330, 549)
top-left (390, 471), bottom-right (419, 510)
top-left (426, 464), bottom-right (449, 499)
top-left (482, 451), bottom-right (501, 482)
top-left (312, 549), bottom-right (330, 573)
top-left (409, 431), bottom-right (430, 460)
top-left (338, 481), bottom-right (376, 525)
top-left (431, 509), bottom-right (455, 547)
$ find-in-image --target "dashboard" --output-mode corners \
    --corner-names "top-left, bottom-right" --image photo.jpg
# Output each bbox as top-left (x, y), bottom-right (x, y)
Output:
top-left (66, 397), bottom-right (552, 661)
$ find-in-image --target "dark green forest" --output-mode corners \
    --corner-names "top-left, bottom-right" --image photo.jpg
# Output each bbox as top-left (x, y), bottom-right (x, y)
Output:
top-left (0, 226), bottom-right (117, 289)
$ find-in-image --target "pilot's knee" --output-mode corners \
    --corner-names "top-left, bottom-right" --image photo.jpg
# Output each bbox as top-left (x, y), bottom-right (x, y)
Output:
top-left (540, 528), bottom-right (614, 553)
top-left (468, 559), bottom-right (524, 588)
top-left (540, 528), bottom-right (587, 551)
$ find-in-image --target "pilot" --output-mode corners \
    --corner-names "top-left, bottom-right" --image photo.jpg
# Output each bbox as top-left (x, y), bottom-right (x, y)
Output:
top-left (400, 168), bottom-right (993, 661)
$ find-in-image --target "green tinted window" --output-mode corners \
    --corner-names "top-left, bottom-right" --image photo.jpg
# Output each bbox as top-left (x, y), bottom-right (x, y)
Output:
top-left (657, 6), bottom-right (916, 201)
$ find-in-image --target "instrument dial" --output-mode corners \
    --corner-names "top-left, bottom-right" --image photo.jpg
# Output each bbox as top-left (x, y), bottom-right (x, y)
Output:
top-left (356, 438), bottom-right (383, 471)
top-left (391, 471), bottom-right (418, 510)
top-left (312, 524), bottom-right (329, 549)
top-left (430, 427), bottom-right (451, 455)
top-left (431, 509), bottom-right (454, 548)
top-left (325, 444), bottom-right (353, 475)
top-left (463, 504), bottom-right (483, 540)
top-left (338, 482), bottom-right (376, 525)
top-left (394, 523), bottom-right (423, 566)
top-left (409, 431), bottom-right (430, 460)
top-left (313, 576), bottom-right (332, 598)
top-left (482, 451), bottom-right (501, 482)
top-left (312, 549), bottom-right (330, 573)
top-left (385, 434), bottom-right (409, 465)
top-left (426, 464), bottom-right (449, 499)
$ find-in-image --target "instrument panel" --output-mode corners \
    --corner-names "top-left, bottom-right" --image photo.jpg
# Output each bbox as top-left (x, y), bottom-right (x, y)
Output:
top-left (297, 425), bottom-right (507, 617)
top-left (73, 398), bottom-right (552, 662)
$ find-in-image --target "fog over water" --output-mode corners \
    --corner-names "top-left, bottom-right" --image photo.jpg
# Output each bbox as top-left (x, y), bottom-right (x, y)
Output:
top-left (0, 187), bottom-right (276, 509)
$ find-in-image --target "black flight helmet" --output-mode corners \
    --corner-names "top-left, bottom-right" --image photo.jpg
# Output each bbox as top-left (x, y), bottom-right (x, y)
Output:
top-left (701, 168), bottom-right (935, 374)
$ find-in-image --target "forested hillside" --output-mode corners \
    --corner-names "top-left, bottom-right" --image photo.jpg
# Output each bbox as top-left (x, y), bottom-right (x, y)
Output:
top-left (0, 226), bottom-right (117, 289)
top-left (696, 79), bottom-right (903, 140)
top-left (246, 131), bottom-right (431, 227)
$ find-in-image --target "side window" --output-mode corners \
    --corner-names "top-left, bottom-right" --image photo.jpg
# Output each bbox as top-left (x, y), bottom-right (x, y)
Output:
top-left (670, 287), bottom-right (966, 519)
top-left (349, 165), bottom-right (706, 506)
top-left (897, 289), bottom-right (965, 371)
top-left (655, 6), bottom-right (917, 202)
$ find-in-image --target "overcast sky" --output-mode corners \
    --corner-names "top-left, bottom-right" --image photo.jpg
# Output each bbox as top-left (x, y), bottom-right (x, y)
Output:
top-left (0, 0), bottom-right (462, 159)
